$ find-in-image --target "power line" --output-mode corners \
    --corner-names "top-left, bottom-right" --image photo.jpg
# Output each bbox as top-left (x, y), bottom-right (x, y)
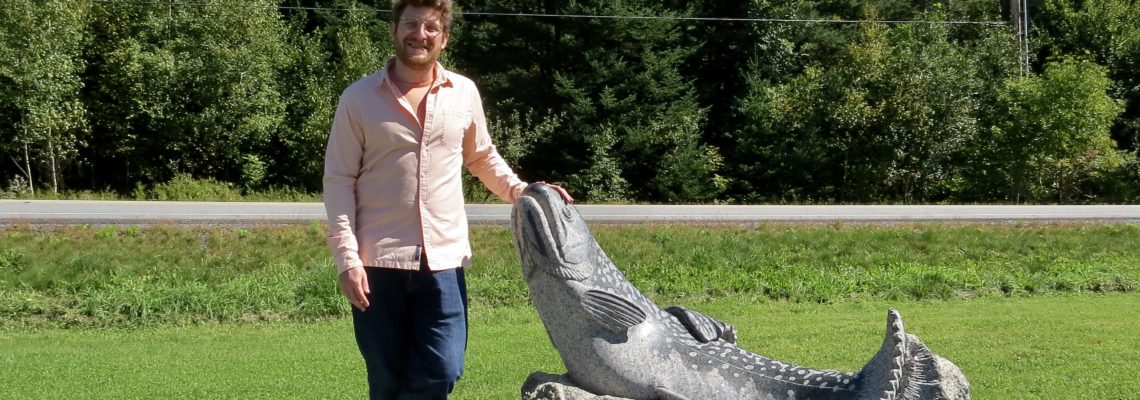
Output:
top-left (93, 0), bottom-right (376, 12)
top-left (91, 0), bottom-right (1009, 26)
top-left (464, 12), bottom-right (1007, 26)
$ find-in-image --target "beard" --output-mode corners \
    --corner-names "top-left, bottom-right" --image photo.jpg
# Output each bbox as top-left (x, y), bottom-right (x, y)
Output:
top-left (395, 39), bottom-right (441, 71)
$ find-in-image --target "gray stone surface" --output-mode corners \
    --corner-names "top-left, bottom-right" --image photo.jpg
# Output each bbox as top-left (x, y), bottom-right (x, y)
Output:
top-left (510, 183), bottom-right (970, 400)
top-left (522, 372), bottom-right (634, 400)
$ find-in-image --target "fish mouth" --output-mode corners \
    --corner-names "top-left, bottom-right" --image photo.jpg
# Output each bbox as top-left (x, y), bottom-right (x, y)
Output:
top-left (511, 183), bottom-right (591, 282)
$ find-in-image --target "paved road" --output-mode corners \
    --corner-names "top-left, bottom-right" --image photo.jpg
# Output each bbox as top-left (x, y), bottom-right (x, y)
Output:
top-left (2, 200), bottom-right (1139, 225)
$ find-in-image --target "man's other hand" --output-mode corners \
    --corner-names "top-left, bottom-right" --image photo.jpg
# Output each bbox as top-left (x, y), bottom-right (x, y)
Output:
top-left (338, 267), bottom-right (370, 311)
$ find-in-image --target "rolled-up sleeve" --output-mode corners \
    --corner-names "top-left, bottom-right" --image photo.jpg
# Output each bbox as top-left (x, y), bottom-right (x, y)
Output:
top-left (462, 87), bottom-right (527, 203)
top-left (323, 96), bottom-right (365, 273)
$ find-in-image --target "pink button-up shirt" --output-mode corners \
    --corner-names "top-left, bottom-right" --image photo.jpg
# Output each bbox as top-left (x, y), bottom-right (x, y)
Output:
top-left (323, 58), bottom-right (526, 274)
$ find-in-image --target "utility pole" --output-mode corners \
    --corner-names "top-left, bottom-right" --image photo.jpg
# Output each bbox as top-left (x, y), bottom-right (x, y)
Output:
top-left (1010, 0), bottom-right (1030, 73)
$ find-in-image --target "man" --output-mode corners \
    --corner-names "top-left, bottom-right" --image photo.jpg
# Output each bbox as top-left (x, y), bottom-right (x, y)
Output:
top-left (322, 0), bottom-right (571, 399)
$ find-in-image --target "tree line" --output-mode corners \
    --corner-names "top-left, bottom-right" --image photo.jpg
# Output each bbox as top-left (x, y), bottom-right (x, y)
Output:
top-left (2, 0), bottom-right (1137, 203)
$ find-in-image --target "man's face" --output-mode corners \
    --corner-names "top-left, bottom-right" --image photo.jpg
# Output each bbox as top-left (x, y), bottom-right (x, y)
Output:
top-left (392, 6), bottom-right (448, 72)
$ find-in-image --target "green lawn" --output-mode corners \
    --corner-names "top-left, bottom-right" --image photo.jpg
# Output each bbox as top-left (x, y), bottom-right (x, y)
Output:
top-left (3, 223), bottom-right (1138, 398)
top-left (3, 293), bottom-right (1138, 399)
top-left (4, 223), bottom-right (1139, 329)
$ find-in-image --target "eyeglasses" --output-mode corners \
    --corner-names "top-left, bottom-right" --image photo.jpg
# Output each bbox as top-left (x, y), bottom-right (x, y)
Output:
top-left (398, 17), bottom-right (444, 38)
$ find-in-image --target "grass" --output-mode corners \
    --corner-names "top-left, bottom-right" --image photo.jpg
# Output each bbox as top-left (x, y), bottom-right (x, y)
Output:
top-left (3, 177), bottom-right (323, 202)
top-left (593, 223), bottom-right (1140, 300)
top-left (2, 222), bottom-right (1138, 398)
top-left (0, 223), bottom-right (342, 327)
top-left (2, 222), bottom-right (1139, 327)
top-left (1, 293), bottom-right (1137, 399)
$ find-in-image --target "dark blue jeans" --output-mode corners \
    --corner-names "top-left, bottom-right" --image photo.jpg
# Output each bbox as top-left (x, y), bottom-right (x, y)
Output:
top-left (352, 266), bottom-right (468, 400)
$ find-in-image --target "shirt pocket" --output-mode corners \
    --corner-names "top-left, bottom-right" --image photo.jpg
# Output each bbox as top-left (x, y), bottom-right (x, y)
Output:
top-left (437, 109), bottom-right (472, 152)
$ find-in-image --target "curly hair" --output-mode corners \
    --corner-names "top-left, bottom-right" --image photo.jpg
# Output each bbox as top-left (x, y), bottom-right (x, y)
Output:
top-left (392, 0), bottom-right (454, 33)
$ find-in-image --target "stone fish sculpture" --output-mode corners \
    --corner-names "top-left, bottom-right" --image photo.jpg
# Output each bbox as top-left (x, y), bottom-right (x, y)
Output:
top-left (510, 183), bottom-right (970, 400)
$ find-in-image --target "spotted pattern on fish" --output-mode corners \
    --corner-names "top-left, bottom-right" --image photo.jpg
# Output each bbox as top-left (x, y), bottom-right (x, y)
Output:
top-left (511, 183), bottom-right (969, 400)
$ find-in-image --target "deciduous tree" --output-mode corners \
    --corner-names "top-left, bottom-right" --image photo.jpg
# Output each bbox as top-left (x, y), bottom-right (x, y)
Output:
top-left (0, 0), bottom-right (90, 194)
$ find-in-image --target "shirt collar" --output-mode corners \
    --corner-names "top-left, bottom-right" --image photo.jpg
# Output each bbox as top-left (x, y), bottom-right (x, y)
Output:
top-left (378, 57), bottom-right (452, 89)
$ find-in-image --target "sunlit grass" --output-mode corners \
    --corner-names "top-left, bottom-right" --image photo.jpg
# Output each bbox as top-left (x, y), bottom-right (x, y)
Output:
top-left (2, 222), bottom-right (1139, 328)
top-left (1, 294), bottom-right (1137, 399)
top-left (2, 222), bottom-right (1138, 397)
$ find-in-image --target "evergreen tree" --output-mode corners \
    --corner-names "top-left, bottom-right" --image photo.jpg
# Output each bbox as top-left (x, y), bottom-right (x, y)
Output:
top-left (455, 0), bottom-right (722, 202)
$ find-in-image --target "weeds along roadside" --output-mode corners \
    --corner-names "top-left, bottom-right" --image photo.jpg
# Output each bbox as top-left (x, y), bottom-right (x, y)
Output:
top-left (1, 222), bottom-right (1138, 329)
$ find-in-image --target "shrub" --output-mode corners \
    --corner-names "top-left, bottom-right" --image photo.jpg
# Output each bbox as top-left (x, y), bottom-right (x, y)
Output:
top-left (148, 174), bottom-right (243, 201)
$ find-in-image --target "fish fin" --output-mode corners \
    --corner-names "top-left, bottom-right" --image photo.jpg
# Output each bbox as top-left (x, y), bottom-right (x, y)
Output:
top-left (664, 306), bottom-right (737, 344)
top-left (856, 309), bottom-right (908, 400)
top-left (653, 385), bottom-right (690, 400)
top-left (582, 290), bottom-right (647, 333)
top-left (857, 309), bottom-right (970, 400)
top-left (550, 260), bottom-right (592, 281)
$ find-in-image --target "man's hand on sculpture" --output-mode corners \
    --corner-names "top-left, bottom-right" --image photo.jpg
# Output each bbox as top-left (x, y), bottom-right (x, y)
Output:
top-left (338, 267), bottom-right (371, 311)
top-left (537, 181), bottom-right (574, 204)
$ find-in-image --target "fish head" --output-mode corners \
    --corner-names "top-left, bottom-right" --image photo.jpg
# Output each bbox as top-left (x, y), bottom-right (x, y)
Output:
top-left (511, 183), bottom-right (595, 284)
